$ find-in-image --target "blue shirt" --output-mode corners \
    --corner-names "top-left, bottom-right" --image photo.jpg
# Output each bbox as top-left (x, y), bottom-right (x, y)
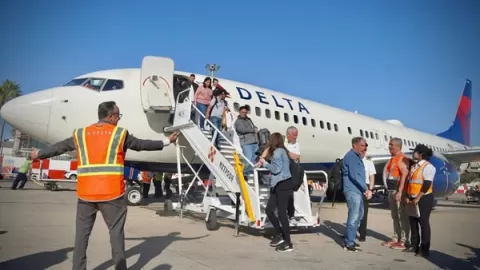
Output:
top-left (263, 148), bottom-right (292, 188)
top-left (342, 149), bottom-right (367, 194)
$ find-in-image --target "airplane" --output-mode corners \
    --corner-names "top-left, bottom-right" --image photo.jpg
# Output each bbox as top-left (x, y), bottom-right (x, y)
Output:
top-left (1, 56), bottom-right (479, 200)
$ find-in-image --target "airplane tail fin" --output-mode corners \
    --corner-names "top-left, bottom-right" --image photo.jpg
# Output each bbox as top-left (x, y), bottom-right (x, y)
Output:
top-left (437, 79), bottom-right (473, 146)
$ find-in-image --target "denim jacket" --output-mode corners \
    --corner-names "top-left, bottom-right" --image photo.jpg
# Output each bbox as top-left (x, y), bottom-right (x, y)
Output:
top-left (262, 148), bottom-right (291, 188)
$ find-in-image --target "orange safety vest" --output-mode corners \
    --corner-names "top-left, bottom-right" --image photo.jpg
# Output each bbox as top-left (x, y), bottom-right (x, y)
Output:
top-left (407, 161), bottom-right (433, 197)
top-left (385, 153), bottom-right (407, 191)
top-left (141, 171), bottom-right (152, 184)
top-left (73, 123), bottom-right (127, 202)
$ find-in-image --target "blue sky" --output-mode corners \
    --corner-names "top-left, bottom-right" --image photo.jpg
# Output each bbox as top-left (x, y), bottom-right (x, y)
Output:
top-left (1, 0), bottom-right (479, 145)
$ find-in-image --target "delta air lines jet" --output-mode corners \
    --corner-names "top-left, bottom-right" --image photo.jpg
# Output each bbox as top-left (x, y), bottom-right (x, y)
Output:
top-left (1, 56), bottom-right (479, 200)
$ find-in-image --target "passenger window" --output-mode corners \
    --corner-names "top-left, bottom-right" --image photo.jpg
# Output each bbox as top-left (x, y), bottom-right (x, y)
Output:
top-left (255, 107), bottom-right (261, 116)
top-left (334, 124), bottom-right (338, 132)
top-left (311, 119), bottom-right (316, 127)
top-left (265, 109), bottom-right (271, 118)
top-left (360, 130), bottom-right (364, 136)
top-left (370, 132), bottom-right (373, 138)
top-left (284, 113), bottom-right (289, 122)
top-left (365, 131), bottom-right (369, 138)
top-left (293, 115), bottom-right (299, 124)
top-left (326, 122), bottom-right (331, 130)
top-left (384, 135), bottom-right (388, 141)
top-left (348, 127), bottom-right (352, 134)
top-left (84, 78), bottom-right (106, 91)
top-left (102, 80), bottom-right (124, 91)
top-left (234, 103), bottom-right (240, 112)
top-left (302, 117), bottom-right (307, 126)
top-left (320, 121), bottom-right (324, 129)
top-left (375, 133), bottom-right (379, 140)
top-left (274, 111), bottom-right (280, 120)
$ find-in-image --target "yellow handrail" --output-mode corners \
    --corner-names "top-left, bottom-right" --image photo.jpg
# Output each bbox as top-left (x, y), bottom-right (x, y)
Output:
top-left (232, 152), bottom-right (255, 222)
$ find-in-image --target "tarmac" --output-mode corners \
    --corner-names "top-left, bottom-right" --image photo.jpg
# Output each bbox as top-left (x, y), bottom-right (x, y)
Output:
top-left (0, 180), bottom-right (479, 270)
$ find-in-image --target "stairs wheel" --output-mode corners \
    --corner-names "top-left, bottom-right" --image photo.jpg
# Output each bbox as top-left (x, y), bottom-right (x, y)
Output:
top-left (206, 208), bottom-right (219, 231)
top-left (50, 183), bottom-right (59, 191)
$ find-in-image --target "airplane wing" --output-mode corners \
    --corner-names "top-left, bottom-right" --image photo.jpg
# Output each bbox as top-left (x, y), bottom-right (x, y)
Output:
top-left (440, 149), bottom-right (480, 165)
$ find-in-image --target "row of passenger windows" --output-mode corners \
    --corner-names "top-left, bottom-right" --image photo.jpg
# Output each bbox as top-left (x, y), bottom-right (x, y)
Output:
top-left (65, 77), bottom-right (124, 92)
top-left (233, 102), bottom-right (448, 153)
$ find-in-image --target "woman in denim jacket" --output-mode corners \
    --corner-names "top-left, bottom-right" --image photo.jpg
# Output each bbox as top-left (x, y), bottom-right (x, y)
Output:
top-left (256, 132), bottom-right (293, 252)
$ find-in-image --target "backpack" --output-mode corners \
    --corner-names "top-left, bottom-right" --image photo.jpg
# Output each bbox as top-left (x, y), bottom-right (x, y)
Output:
top-left (212, 96), bottom-right (228, 108)
top-left (330, 158), bottom-right (344, 192)
top-left (290, 158), bottom-right (306, 192)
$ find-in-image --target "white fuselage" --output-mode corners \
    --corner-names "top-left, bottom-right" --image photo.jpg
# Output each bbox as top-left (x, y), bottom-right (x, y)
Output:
top-left (1, 68), bottom-right (469, 168)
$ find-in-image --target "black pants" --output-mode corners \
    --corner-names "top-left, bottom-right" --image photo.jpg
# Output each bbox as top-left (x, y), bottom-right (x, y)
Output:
top-left (142, 182), bottom-right (151, 199)
top-left (358, 197), bottom-right (369, 239)
top-left (73, 197), bottom-right (128, 270)
top-left (409, 193), bottom-right (434, 253)
top-left (11, 172), bottom-right (28, 189)
top-left (287, 196), bottom-right (295, 218)
top-left (265, 179), bottom-right (293, 245)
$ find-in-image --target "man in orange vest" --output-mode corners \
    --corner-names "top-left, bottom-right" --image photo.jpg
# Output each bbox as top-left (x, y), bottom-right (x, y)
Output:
top-left (140, 171), bottom-right (153, 199)
top-left (30, 101), bottom-right (179, 270)
top-left (404, 144), bottom-right (435, 257)
top-left (382, 137), bottom-right (411, 250)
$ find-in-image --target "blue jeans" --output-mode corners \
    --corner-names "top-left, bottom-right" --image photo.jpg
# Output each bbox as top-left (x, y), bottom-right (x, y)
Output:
top-left (344, 191), bottom-right (364, 247)
top-left (196, 103), bottom-right (208, 128)
top-left (241, 143), bottom-right (259, 176)
top-left (210, 116), bottom-right (222, 148)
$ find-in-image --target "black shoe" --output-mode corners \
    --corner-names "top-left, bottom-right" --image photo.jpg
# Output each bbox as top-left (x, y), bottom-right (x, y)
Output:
top-left (354, 242), bottom-right (360, 247)
top-left (344, 245), bottom-right (359, 252)
top-left (276, 243), bottom-right (293, 252)
top-left (269, 235), bottom-right (284, 247)
top-left (358, 237), bottom-right (366, 242)
top-left (416, 250), bottom-right (430, 257)
top-left (402, 247), bottom-right (418, 253)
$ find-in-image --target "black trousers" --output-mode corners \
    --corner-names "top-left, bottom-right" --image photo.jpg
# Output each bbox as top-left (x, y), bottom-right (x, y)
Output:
top-left (409, 193), bottom-right (434, 253)
top-left (142, 182), bottom-right (151, 198)
top-left (11, 172), bottom-right (28, 189)
top-left (265, 179), bottom-right (293, 245)
top-left (73, 197), bottom-right (128, 270)
top-left (358, 197), bottom-right (369, 239)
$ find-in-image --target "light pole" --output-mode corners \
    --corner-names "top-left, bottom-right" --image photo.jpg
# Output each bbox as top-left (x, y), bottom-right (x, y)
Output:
top-left (205, 64), bottom-right (220, 79)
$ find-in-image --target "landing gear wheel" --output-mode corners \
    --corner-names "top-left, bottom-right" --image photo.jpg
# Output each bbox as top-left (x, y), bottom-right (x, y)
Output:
top-left (206, 208), bottom-right (219, 231)
top-left (164, 199), bottom-right (173, 212)
top-left (126, 186), bottom-right (142, 206)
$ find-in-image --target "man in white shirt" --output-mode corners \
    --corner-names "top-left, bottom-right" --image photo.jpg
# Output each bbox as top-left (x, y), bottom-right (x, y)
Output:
top-left (358, 150), bottom-right (376, 241)
top-left (285, 126), bottom-right (300, 219)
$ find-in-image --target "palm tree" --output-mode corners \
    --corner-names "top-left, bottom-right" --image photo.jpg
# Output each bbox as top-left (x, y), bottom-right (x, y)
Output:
top-left (0, 80), bottom-right (22, 146)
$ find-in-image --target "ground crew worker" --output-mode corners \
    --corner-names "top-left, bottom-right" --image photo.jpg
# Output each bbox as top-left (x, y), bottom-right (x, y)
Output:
top-left (382, 137), bottom-right (410, 250)
top-left (140, 171), bottom-right (153, 199)
top-left (403, 144), bottom-right (435, 257)
top-left (30, 101), bottom-right (180, 270)
top-left (11, 156), bottom-right (32, 190)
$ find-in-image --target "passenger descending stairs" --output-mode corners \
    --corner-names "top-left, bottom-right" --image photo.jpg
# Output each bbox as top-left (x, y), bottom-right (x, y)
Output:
top-left (202, 129), bottom-right (271, 210)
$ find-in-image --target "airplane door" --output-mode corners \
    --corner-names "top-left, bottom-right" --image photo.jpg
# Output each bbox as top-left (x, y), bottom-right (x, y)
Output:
top-left (140, 56), bottom-right (175, 112)
top-left (382, 131), bottom-right (389, 150)
top-left (373, 129), bottom-right (381, 149)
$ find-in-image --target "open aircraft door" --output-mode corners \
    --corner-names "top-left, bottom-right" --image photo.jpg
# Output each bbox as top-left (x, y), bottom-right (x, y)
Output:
top-left (140, 56), bottom-right (175, 112)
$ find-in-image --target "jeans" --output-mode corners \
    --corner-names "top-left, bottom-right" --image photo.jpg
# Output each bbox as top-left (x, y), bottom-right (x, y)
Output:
top-left (265, 179), bottom-right (294, 245)
top-left (196, 103), bottom-right (208, 128)
top-left (210, 116), bottom-right (222, 148)
top-left (358, 197), bottom-right (369, 239)
top-left (344, 191), bottom-right (364, 247)
top-left (241, 143), bottom-right (259, 176)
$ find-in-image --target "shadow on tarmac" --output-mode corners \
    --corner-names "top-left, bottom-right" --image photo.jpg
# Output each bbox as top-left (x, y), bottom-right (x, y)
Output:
top-left (426, 243), bottom-right (479, 270)
top-left (92, 232), bottom-right (207, 270)
top-left (0, 247), bottom-right (74, 270)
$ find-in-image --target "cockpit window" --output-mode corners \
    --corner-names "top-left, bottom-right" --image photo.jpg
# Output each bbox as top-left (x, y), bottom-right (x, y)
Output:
top-left (84, 78), bottom-right (106, 91)
top-left (102, 80), bottom-right (124, 91)
top-left (64, 78), bottom-right (88, 86)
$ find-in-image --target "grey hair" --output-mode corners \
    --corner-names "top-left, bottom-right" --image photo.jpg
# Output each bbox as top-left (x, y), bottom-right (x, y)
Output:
top-left (286, 126), bottom-right (298, 134)
top-left (351, 137), bottom-right (366, 145)
top-left (390, 137), bottom-right (403, 149)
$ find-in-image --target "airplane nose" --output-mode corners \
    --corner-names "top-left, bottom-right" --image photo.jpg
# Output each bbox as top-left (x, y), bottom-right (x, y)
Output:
top-left (0, 90), bottom-right (53, 142)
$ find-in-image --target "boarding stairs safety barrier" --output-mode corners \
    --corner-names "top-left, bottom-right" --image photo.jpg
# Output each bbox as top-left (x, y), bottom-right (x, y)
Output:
top-left (164, 87), bottom-right (326, 233)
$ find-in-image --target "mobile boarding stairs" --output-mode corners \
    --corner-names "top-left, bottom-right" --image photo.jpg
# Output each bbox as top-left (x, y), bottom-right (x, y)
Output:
top-left (163, 87), bottom-right (329, 235)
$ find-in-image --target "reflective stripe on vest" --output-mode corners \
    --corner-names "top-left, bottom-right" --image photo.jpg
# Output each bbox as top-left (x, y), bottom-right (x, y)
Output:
top-left (73, 124), bottom-right (127, 202)
top-left (407, 162), bottom-right (432, 197)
